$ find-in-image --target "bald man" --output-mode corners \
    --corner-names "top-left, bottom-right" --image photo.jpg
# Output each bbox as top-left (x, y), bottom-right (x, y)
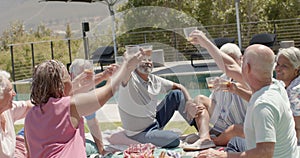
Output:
top-left (190, 30), bottom-right (299, 157)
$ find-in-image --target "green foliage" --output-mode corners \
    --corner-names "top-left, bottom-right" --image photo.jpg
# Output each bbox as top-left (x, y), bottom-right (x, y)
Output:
top-left (0, 21), bottom-right (81, 78)
top-left (117, 0), bottom-right (300, 29)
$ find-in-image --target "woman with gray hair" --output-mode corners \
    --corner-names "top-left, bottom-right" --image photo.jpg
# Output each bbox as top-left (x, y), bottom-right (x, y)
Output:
top-left (275, 46), bottom-right (300, 144)
top-left (0, 70), bottom-right (33, 158)
top-left (69, 59), bottom-right (116, 156)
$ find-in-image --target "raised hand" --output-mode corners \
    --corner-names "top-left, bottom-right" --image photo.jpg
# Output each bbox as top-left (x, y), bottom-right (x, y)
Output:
top-left (123, 49), bottom-right (146, 71)
top-left (101, 64), bottom-right (119, 80)
top-left (189, 30), bottom-right (211, 49)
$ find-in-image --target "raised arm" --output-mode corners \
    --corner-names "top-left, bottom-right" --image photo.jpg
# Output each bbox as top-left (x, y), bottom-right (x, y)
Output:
top-left (70, 64), bottom-right (118, 95)
top-left (190, 30), bottom-right (246, 86)
top-left (71, 51), bottom-right (145, 117)
top-left (94, 64), bottom-right (118, 85)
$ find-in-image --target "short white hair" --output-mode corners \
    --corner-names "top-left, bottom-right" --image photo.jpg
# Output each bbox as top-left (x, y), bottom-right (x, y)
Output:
top-left (0, 70), bottom-right (11, 99)
top-left (69, 59), bottom-right (89, 77)
top-left (220, 43), bottom-right (242, 58)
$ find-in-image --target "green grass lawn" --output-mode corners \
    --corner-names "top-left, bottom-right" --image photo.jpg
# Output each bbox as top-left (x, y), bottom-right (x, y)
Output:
top-left (15, 121), bottom-right (196, 135)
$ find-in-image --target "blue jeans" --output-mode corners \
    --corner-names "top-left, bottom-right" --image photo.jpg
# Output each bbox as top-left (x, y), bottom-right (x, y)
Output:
top-left (225, 136), bottom-right (246, 152)
top-left (129, 90), bottom-right (196, 148)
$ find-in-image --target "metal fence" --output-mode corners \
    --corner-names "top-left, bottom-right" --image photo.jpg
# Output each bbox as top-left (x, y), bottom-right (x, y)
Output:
top-left (8, 18), bottom-right (300, 83)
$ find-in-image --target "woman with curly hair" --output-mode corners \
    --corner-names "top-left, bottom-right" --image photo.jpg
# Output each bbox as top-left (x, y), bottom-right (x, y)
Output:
top-left (24, 51), bottom-right (145, 158)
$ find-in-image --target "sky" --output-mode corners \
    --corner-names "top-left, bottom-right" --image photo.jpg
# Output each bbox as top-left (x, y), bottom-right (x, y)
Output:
top-left (0, 0), bottom-right (120, 36)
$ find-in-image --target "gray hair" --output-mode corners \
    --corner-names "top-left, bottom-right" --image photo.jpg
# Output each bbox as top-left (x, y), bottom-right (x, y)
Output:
top-left (220, 43), bottom-right (242, 58)
top-left (277, 47), bottom-right (300, 70)
top-left (0, 70), bottom-right (11, 99)
top-left (69, 59), bottom-right (92, 78)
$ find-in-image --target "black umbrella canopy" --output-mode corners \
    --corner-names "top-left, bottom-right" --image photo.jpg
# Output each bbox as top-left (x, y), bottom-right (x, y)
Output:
top-left (39, 0), bottom-right (103, 2)
top-left (39, 0), bottom-right (110, 2)
top-left (39, 0), bottom-right (121, 6)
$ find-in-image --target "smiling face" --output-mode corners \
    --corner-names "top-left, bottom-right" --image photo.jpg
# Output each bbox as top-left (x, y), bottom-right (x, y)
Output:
top-left (0, 78), bottom-right (16, 112)
top-left (275, 54), bottom-right (298, 87)
top-left (137, 55), bottom-right (153, 75)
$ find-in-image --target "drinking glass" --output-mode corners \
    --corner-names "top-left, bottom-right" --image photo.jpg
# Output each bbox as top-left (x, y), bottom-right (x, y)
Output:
top-left (115, 56), bottom-right (124, 65)
top-left (206, 76), bottom-right (230, 91)
top-left (84, 60), bottom-right (94, 73)
top-left (206, 76), bottom-right (218, 90)
top-left (125, 45), bottom-right (140, 56)
top-left (183, 27), bottom-right (197, 41)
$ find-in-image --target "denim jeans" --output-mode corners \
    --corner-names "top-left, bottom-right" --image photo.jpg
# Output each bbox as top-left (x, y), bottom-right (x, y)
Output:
top-left (129, 90), bottom-right (195, 148)
top-left (225, 136), bottom-right (246, 152)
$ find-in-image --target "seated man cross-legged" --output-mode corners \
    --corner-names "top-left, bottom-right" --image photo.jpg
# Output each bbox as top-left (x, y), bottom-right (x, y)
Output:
top-left (117, 49), bottom-right (215, 149)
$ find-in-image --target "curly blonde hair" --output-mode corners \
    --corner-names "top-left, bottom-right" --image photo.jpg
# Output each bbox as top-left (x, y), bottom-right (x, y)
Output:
top-left (31, 60), bottom-right (70, 106)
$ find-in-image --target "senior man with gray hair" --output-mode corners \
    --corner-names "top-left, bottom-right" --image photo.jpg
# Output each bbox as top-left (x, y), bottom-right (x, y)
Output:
top-left (69, 59), bottom-right (117, 156)
top-left (184, 43), bottom-right (249, 149)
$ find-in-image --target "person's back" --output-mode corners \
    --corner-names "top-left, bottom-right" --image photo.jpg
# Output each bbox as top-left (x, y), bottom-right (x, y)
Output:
top-left (245, 79), bottom-right (298, 157)
top-left (25, 97), bottom-right (86, 158)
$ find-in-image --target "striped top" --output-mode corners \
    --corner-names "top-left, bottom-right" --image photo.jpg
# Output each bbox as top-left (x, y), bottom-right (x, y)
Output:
top-left (209, 74), bottom-right (248, 133)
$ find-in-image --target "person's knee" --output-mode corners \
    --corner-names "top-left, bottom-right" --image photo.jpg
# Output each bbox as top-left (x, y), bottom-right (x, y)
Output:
top-left (170, 89), bottom-right (183, 97)
top-left (168, 89), bottom-right (184, 103)
top-left (194, 95), bottom-right (209, 108)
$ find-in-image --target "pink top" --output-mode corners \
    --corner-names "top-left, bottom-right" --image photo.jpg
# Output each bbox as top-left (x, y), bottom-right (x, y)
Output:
top-left (25, 97), bottom-right (86, 158)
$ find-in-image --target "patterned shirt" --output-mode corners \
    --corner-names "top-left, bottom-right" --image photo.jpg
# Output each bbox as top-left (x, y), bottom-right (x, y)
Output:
top-left (286, 75), bottom-right (300, 116)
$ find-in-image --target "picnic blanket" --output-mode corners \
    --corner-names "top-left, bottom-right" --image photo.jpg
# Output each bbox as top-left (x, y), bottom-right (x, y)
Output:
top-left (86, 128), bottom-right (200, 158)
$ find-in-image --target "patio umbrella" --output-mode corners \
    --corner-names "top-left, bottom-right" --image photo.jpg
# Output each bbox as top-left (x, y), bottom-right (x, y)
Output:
top-left (40, 0), bottom-right (120, 60)
top-left (40, 0), bottom-right (103, 2)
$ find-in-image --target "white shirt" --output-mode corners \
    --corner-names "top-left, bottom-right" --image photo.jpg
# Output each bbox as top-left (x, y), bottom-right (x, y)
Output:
top-left (0, 101), bottom-right (30, 158)
top-left (244, 79), bottom-right (299, 158)
top-left (118, 71), bottom-right (173, 136)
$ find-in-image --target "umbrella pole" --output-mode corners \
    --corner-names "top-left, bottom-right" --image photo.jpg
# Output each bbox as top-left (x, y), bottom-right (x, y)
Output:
top-left (109, 5), bottom-right (118, 59)
top-left (82, 22), bottom-right (90, 60)
top-left (235, 0), bottom-right (242, 49)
